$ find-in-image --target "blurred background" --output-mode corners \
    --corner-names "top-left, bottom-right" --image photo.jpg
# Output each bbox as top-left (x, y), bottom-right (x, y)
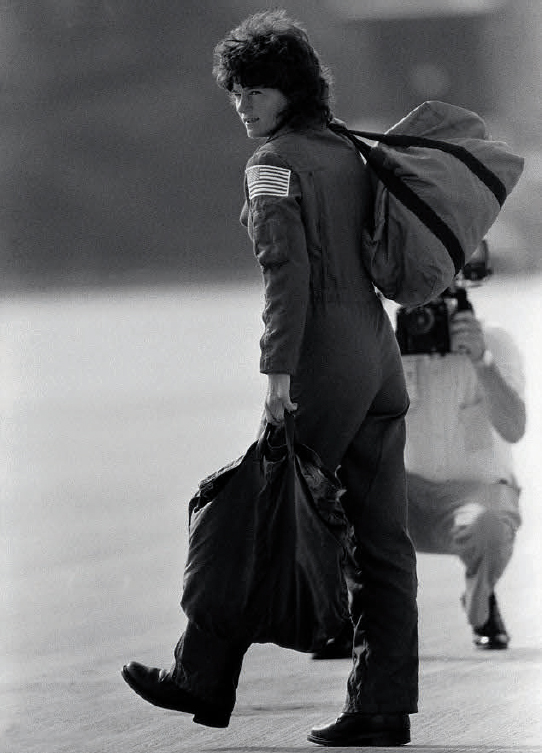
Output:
top-left (0, 0), bottom-right (540, 290)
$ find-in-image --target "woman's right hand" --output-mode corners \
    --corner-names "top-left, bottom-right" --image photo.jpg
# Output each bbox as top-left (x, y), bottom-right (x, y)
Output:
top-left (265, 373), bottom-right (298, 425)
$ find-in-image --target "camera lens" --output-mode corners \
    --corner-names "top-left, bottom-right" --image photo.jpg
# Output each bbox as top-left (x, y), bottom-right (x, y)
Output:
top-left (405, 307), bottom-right (435, 335)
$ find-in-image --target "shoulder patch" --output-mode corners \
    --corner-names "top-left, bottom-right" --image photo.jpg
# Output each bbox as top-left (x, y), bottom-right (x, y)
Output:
top-left (245, 164), bottom-right (291, 200)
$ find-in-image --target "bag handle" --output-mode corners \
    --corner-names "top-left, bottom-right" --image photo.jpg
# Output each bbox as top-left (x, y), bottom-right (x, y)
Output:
top-left (283, 410), bottom-right (295, 458)
top-left (257, 411), bottom-right (296, 461)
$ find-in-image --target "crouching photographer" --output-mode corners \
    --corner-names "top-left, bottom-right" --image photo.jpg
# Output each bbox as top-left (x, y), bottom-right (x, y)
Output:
top-left (399, 240), bottom-right (526, 649)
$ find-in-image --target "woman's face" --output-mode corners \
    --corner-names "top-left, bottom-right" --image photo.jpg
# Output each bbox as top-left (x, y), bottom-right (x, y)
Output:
top-left (231, 86), bottom-right (289, 138)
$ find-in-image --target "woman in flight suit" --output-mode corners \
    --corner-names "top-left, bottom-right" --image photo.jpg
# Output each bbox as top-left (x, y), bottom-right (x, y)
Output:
top-left (122, 11), bottom-right (418, 747)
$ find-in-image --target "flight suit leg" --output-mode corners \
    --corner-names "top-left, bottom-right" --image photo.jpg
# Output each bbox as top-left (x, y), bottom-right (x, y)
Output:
top-left (172, 621), bottom-right (248, 721)
top-left (291, 304), bottom-right (418, 713)
top-left (339, 396), bottom-right (418, 714)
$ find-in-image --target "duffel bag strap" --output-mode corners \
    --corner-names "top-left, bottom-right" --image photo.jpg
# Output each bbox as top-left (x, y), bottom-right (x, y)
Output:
top-left (350, 129), bottom-right (507, 207)
top-left (330, 122), bottom-right (466, 273)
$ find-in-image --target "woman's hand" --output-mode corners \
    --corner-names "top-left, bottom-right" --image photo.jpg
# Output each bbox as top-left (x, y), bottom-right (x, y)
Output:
top-left (265, 373), bottom-right (298, 425)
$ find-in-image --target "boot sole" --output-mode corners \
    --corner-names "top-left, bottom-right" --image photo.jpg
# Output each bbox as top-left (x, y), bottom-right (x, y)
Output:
top-left (307, 729), bottom-right (411, 747)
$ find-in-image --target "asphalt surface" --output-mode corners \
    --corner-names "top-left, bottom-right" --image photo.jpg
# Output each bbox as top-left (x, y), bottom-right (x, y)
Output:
top-left (1, 279), bottom-right (541, 752)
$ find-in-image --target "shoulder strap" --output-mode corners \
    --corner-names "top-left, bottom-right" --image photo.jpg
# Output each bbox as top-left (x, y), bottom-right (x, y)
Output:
top-left (329, 123), bottom-right (465, 272)
top-left (351, 129), bottom-right (507, 207)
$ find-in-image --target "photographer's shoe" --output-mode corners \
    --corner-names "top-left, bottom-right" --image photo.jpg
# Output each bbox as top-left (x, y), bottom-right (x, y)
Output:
top-left (307, 712), bottom-right (411, 747)
top-left (472, 593), bottom-right (510, 650)
top-left (121, 661), bottom-right (231, 727)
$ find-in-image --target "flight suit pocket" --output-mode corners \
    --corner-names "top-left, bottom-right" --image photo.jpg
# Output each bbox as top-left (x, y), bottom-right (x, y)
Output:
top-left (252, 209), bottom-right (289, 268)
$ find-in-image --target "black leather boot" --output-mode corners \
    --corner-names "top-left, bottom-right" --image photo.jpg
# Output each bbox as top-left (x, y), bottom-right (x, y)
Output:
top-left (121, 661), bottom-right (231, 727)
top-left (308, 712), bottom-right (411, 746)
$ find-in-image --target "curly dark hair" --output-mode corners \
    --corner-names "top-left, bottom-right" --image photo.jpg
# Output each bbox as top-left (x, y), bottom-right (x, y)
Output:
top-left (213, 9), bottom-right (334, 128)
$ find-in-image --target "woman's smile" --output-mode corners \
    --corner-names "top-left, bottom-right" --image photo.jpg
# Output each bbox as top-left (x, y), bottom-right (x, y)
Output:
top-left (232, 86), bottom-right (289, 138)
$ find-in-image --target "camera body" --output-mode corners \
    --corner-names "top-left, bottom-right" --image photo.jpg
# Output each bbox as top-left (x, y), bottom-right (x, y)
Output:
top-left (395, 240), bottom-right (491, 356)
top-left (395, 288), bottom-right (471, 355)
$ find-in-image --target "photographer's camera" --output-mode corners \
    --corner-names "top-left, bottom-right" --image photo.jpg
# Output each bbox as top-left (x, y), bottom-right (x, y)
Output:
top-left (395, 240), bottom-right (491, 356)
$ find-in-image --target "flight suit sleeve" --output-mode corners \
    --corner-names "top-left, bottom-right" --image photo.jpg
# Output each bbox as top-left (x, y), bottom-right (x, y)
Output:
top-left (243, 150), bottom-right (310, 375)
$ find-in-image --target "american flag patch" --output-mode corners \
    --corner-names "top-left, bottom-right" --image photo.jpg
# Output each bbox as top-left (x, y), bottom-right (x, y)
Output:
top-left (246, 164), bottom-right (291, 200)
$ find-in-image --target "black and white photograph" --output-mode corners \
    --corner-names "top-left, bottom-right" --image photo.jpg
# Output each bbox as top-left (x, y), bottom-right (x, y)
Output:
top-left (2, 2), bottom-right (541, 751)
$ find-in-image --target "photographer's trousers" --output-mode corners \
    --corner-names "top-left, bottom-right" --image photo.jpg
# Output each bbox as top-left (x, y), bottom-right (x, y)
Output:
top-left (407, 473), bottom-right (521, 627)
top-left (172, 292), bottom-right (419, 723)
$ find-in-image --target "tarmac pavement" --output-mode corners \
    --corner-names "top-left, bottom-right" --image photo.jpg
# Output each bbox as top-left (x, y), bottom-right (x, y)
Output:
top-left (1, 279), bottom-right (541, 752)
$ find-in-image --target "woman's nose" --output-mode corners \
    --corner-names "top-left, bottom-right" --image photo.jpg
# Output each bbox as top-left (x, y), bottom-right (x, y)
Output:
top-left (236, 92), bottom-right (250, 114)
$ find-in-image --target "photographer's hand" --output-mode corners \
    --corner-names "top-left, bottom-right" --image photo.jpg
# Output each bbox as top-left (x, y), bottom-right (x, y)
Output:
top-left (450, 311), bottom-right (485, 362)
top-left (451, 312), bottom-right (526, 443)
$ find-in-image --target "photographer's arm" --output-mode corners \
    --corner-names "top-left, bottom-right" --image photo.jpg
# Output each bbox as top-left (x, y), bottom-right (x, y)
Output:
top-left (451, 312), bottom-right (526, 444)
top-left (472, 356), bottom-right (526, 443)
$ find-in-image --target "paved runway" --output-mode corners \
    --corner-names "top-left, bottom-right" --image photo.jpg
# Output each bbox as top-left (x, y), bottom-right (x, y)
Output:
top-left (1, 279), bottom-right (541, 752)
